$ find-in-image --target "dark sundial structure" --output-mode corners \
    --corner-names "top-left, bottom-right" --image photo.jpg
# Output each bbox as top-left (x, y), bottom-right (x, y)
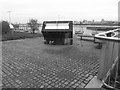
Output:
top-left (42, 21), bottom-right (73, 45)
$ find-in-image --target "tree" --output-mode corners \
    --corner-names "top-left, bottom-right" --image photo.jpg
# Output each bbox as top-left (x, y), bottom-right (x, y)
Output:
top-left (27, 19), bottom-right (39, 34)
top-left (12, 23), bottom-right (19, 30)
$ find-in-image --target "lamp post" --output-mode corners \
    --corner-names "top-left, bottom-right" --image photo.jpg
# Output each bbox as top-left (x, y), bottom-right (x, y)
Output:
top-left (8, 11), bottom-right (11, 24)
top-left (8, 11), bottom-right (13, 38)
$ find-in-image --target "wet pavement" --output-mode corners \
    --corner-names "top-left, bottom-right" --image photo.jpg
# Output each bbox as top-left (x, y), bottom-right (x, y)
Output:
top-left (2, 37), bottom-right (101, 88)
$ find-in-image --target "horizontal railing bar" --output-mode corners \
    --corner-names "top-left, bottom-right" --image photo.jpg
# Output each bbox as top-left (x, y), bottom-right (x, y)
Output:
top-left (95, 29), bottom-right (120, 42)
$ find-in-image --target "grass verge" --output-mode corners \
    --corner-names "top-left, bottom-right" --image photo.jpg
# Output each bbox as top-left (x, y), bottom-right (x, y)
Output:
top-left (1, 31), bottom-right (43, 41)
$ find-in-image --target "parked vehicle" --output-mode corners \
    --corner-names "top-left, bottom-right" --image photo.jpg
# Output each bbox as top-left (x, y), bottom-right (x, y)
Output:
top-left (75, 30), bottom-right (84, 34)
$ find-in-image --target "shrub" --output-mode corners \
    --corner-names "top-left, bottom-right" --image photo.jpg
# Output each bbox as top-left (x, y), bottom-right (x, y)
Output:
top-left (1, 21), bottom-right (10, 34)
top-left (12, 24), bottom-right (19, 30)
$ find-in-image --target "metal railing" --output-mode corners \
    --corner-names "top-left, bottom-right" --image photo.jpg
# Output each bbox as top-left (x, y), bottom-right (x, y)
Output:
top-left (95, 29), bottom-right (120, 42)
top-left (102, 57), bottom-right (120, 89)
top-left (95, 29), bottom-right (120, 89)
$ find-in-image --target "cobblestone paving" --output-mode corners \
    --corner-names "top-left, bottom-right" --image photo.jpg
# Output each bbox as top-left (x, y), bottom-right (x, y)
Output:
top-left (2, 37), bottom-right (101, 88)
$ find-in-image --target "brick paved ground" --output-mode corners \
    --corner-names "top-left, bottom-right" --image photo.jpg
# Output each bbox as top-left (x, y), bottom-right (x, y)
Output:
top-left (2, 36), bottom-right (101, 88)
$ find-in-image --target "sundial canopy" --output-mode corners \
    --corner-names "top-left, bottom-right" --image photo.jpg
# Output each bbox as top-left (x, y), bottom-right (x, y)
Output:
top-left (42, 21), bottom-right (73, 32)
top-left (41, 21), bottom-right (73, 45)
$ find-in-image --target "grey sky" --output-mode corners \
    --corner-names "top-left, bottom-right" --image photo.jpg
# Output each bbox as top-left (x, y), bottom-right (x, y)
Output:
top-left (1, 0), bottom-right (119, 23)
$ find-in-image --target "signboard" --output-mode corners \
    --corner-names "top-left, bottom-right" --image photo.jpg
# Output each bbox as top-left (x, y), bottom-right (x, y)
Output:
top-left (45, 23), bottom-right (69, 29)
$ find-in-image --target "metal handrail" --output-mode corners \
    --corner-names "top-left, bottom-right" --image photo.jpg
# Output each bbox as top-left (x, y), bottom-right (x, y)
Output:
top-left (95, 29), bottom-right (120, 42)
top-left (102, 57), bottom-right (120, 89)
top-left (95, 29), bottom-right (120, 89)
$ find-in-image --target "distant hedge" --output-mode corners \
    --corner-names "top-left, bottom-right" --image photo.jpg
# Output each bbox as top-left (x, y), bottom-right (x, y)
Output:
top-left (0, 21), bottom-right (1, 35)
top-left (0, 21), bottom-right (10, 34)
top-left (118, 22), bottom-right (120, 26)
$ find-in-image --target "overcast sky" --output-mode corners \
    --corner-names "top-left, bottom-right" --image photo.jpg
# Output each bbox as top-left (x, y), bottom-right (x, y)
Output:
top-left (1, 0), bottom-right (119, 23)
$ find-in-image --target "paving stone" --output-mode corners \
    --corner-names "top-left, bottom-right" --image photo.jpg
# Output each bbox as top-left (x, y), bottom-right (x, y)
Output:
top-left (40, 85), bottom-right (44, 88)
top-left (64, 82), bottom-right (69, 85)
top-left (2, 37), bottom-right (101, 88)
top-left (69, 81), bottom-right (75, 86)
top-left (77, 84), bottom-right (84, 88)
top-left (83, 80), bottom-right (88, 84)
top-left (72, 85), bottom-right (77, 88)
top-left (73, 79), bottom-right (78, 82)
top-left (81, 82), bottom-right (86, 87)
top-left (15, 79), bottom-right (22, 84)
top-left (47, 85), bottom-right (52, 88)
